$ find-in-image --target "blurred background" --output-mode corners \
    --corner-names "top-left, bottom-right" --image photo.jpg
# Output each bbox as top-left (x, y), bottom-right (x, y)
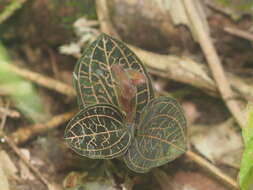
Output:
top-left (0, 0), bottom-right (253, 190)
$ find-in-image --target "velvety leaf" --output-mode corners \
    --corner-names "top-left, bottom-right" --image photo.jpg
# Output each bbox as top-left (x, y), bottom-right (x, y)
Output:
top-left (73, 33), bottom-right (154, 124)
top-left (124, 96), bottom-right (187, 173)
top-left (64, 104), bottom-right (133, 159)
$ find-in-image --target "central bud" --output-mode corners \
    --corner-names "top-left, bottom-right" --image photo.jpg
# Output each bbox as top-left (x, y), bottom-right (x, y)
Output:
top-left (111, 64), bottom-right (146, 123)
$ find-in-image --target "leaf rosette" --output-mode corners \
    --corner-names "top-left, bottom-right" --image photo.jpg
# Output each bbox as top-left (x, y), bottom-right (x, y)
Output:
top-left (64, 33), bottom-right (187, 173)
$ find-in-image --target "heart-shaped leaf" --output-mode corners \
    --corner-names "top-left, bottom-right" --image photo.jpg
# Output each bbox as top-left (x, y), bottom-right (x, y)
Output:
top-left (123, 96), bottom-right (187, 173)
top-left (73, 33), bottom-right (154, 124)
top-left (64, 104), bottom-right (133, 159)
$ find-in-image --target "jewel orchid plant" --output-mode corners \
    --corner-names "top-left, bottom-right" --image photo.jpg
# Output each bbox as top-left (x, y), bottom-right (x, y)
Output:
top-left (64, 33), bottom-right (187, 173)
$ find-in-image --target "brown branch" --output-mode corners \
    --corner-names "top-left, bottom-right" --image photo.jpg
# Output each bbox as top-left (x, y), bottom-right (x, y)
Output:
top-left (186, 151), bottom-right (239, 189)
top-left (224, 26), bottom-right (253, 41)
top-left (130, 46), bottom-right (217, 93)
top-left (11, 110), bottom-right (77, 145)
top-left (183, 0), bottom-right (245, 128)
top-left (9, 64), bottom-right (75, 97)
top-left (153, 152), bottom-right (239, 189)
top-left (130, 45), bottom-right (253, 102)
top-left (0, 102), bottom-right (9, 131)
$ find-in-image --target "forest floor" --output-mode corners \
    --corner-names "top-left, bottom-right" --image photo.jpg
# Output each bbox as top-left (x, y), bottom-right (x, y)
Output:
top-left (1, 0), bottom-right (253, 190)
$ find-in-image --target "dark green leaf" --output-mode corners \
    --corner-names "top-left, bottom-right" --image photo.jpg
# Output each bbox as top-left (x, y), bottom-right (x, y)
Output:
top-left (64, 104), bottom-right (133, 159)
top-left (73, 33), bottom-right (154, 124)
top-left (123, 96), bottom-right (187, 173)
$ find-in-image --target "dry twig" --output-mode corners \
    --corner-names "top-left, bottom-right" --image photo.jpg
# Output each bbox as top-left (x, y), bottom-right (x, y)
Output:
top-left (130, 45), bottom-right (253, 102)
top-left (186, 151), bottom-right (239, 189)
top-left (0, 103), bottom-right (9, 131)
top-left (9, 64), bottom-right (75, 96)
top-left (95, 0), bottom-right (120, 38)
top-left (224, 26), bottom-right (253, 41)
top-left (183, 0), bottom-right (245, 128)
top-left (11, 110), bottom-right (77, 145)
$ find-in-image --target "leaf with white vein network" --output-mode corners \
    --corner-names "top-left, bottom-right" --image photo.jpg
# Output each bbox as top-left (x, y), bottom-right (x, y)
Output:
top-left (124, 96), bottom-right (187, 173)
top-left (64, 104), bottom-right (132, 159)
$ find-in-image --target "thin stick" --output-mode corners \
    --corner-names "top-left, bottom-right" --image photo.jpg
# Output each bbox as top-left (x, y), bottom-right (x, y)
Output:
top-left (95, 0), bottom-right (120, 38)
top-left (11, 110), bottom-right (77, 145)
top-left (130, 46), bottom-right (217, 93)
top-left (224, 26), bottom-right (253, 41)
top-left (183, 0), bottom-right (245, 128)
top-left (3, 134), bottom-right (52, 189)
top-left (9, 64), bottom-right (75, 97)
top-left (186, 151), bottom-right (239, 189)
top-left (130, 45), bottom-right (253, 102)
top-left (0, 103), bottom-right (9, 131)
